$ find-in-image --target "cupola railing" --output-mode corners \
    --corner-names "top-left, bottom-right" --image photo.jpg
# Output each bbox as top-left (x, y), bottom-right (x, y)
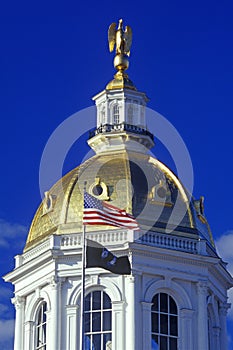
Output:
top-left (89, 122), bottom-right (154, 142)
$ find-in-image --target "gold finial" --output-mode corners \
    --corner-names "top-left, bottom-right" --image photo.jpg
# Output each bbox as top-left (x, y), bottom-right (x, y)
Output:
top-left (108, 19), bottom-right (132, 73)
top-left (107, 19), bottom-right (135, 90)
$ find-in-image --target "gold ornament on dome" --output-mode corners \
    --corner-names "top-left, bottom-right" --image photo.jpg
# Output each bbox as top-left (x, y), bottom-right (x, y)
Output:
top-left (89, 177), bottom-right (109, 201)
top-left (107, 19), bottom-right (136, 91)
top-left (42, 191), bottom-right (56, 215)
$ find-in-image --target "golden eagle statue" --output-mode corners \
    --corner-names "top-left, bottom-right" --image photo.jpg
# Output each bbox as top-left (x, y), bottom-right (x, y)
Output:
top-left (108, 19), bottom-right (132, 57)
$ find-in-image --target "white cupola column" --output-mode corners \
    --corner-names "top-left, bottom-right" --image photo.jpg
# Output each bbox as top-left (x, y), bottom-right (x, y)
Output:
top-left (12, 296), bottom-right (25, 350)
top-left (219, 302), bottom-right (230, 350)
top-left (197, 281), bottom-right (209, 350)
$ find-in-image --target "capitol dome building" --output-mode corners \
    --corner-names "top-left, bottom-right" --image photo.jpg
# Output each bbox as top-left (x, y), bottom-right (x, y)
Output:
top-left (4, 20), bottom-right (233, 350)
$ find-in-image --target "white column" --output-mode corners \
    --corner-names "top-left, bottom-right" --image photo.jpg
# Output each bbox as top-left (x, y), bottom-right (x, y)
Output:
top-left (213, 326), bottom-right (221, 350)
top-left (180, 308), bottom-right (194, 350)
top-left (197, 281), bottom-right (209, 350)
top-left (66, 305), bottom-right (79, 350)
top-left (48, 276), bottom-right (62, 350)
top-left (219, 302), bottom-right (230, 350)
top-left (141, 302), bottom-right (152, 350)
top-left (125, 275), bottom-right (135, 350)
top-left (12, 295), bottom-right (25, 350)
top-left (24, 321), bottom-right (33, 350)
top-left (112, 301), bottom-right (125, 350)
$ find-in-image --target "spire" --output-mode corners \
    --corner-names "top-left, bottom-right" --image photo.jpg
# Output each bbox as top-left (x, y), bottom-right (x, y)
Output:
top-left (88, 19), bottom-right (154, 154)
top-left (106, 19), bottom-right (136, 91)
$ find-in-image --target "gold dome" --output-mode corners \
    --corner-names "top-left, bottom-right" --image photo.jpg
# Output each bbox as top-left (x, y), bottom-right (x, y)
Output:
top-left (24, 150), bottom-right (213, 252)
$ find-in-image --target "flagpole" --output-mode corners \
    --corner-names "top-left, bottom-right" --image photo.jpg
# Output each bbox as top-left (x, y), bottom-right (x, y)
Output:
top-left (80, 182), bottom-right (87, 350)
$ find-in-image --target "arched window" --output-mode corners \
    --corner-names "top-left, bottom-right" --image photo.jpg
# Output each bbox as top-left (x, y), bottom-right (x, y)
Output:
top-left (128, 104), bottom-right (133, 125)
top-left (35, 301), bottom-right (47, 350)
top-left (113, 105), bottom-right (119, 124)
top-left (151, 293), bottom-right (178, 350)
top-left (84, 290), bottom-right (112, 349)
top-left (101, 107), bottom-right (106, 125)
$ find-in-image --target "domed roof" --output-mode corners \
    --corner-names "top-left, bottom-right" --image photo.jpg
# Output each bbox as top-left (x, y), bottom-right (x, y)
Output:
top-left (24, 150), bottom-right (213, 251)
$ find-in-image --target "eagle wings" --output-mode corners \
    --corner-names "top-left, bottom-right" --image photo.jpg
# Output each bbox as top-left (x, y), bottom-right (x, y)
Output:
top-left (108, 20), bottom-right (132, 57)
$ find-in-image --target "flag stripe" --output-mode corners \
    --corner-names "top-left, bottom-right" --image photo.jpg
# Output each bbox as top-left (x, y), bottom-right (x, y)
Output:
top-left (83, 213), bottom-right (139, 228)
top-left (83, 208), bottom-right (138, 224)
top-left (83, 207), bottom-right (139, 226)
top-left (83, 219), bottom-right (138, 229)
top-left (83, 192), bottom-right (139, 230)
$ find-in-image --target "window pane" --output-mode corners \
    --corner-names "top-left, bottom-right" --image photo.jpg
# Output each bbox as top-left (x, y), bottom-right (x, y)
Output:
top-left (128, 105), bottom-right (133, 124)
top-left (169, 297), bottom-right (177, 315)
top-left (152, 294), bottom-right (158, 311)
top-left (113, 105), bottom-right (119, 124)
top-left (43, 312), bottom-right (46, 324)
top-left (84, 312), bottom-right (90, 333)
top-left (160, 293), bottom-right (168, 313)
top-left (42, 323), bottom-right (46, 343)
top-left (103, 293), bottom-right (111, 309)
top-left (85, 293), bottom-right (91, 311)
top-left (169, 337), bottom-right (177, 350)
top-left (36, 302), bottom-right (47, 349)
top-left (92, 291), bottom-right (101, 310)
top-left (84, 335), bottom-right (92, 350)
top-left (92, 312), bottom-right (101, 332)
top-left (103, 333), bottom-right (112, 348)
top-left (36, 327), bottom-right (40, 345)
top-left (160, 314), bottom-right (168, 334)
top-left (151, 335), bottom-right (159, 350)
top-left (92, 334), bottom-right (101, 350)
top-left (170, 316), bottom-right (178, 336)
top-left (103, 311), bottom-right (111, 331)
top-left (160, 336), bottom-right (168, 350)
top-left (37, 308), bottom-right (42, 325)
top-left (151, 313), bottom-right (158, 333)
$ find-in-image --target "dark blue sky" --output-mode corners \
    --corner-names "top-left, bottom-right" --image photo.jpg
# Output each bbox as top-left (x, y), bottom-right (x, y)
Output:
top-left (0, 0), bottom-right (233, 348)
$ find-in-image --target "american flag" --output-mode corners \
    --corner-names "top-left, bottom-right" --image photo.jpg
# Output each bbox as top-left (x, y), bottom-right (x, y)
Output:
top-left (83, 192), bottom-right (139, 230)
